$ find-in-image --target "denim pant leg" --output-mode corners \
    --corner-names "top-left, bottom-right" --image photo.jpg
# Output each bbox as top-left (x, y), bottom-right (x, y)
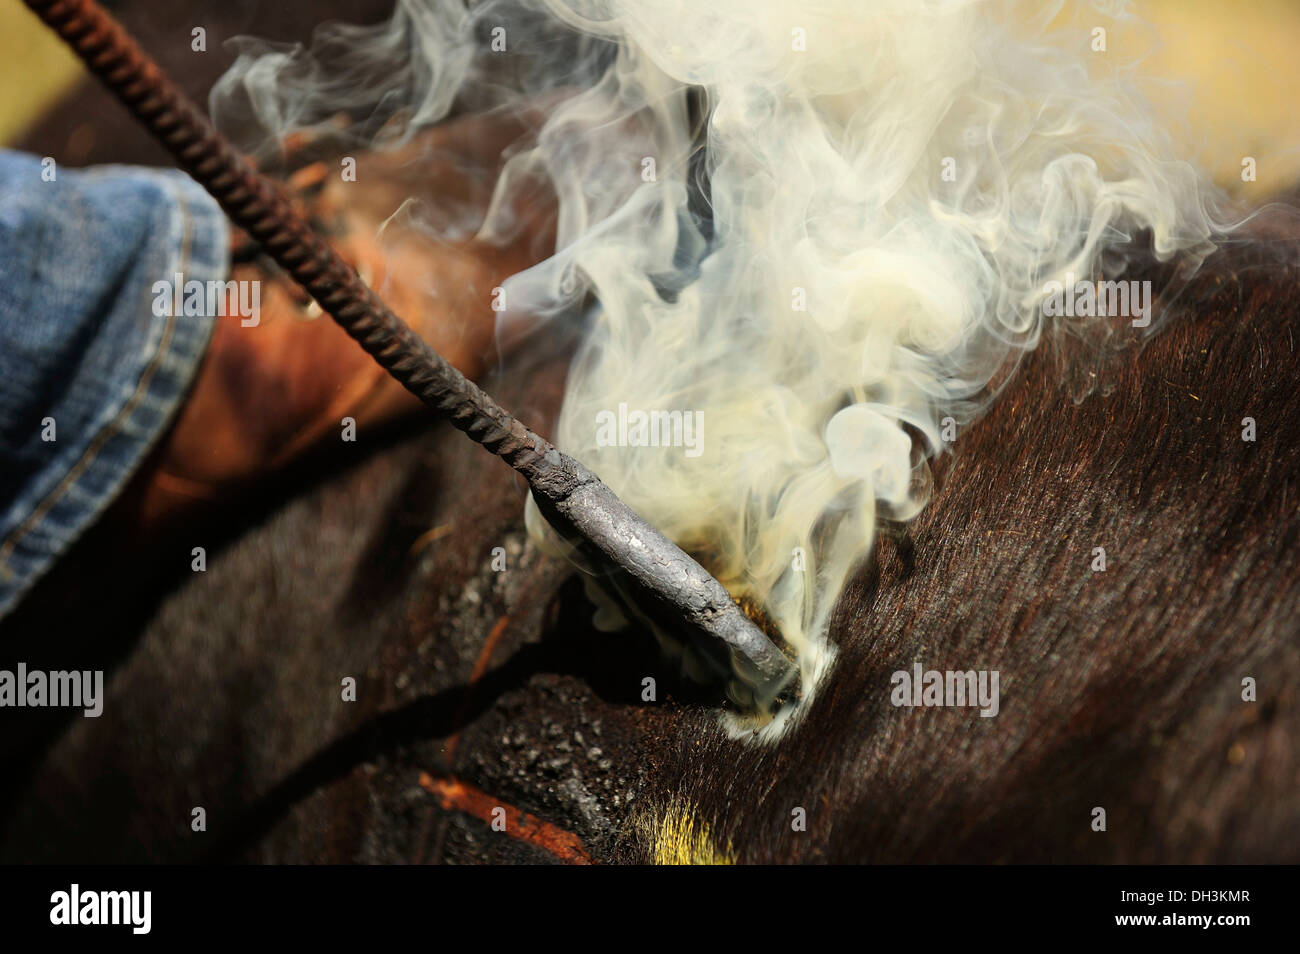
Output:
top-left (0, 150), bottom-right (229, 618)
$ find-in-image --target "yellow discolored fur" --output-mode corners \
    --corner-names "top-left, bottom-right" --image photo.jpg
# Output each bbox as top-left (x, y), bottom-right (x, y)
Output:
top-left (645, 798), bottom-right (736, 866)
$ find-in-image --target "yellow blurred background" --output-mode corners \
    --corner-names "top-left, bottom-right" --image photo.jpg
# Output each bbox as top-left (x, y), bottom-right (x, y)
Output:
top-left (2, 0), bottom-right (1298, 192)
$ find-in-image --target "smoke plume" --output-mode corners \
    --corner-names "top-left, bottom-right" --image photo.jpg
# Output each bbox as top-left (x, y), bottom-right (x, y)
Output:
top-left (213, 0), bottom-right (1228, 737)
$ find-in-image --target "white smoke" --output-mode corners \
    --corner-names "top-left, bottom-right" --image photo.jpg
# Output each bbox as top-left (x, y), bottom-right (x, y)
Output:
top-left (213, 0), bottom-right (1226, 737)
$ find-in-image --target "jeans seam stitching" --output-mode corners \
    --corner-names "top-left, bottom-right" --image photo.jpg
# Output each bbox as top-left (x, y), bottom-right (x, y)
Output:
top-left (0, 186), bottom-right (196, 575)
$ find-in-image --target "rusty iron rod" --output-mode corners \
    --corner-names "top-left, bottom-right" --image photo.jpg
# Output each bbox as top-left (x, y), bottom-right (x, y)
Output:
top-left (20, 0), bottom-right (795, 705)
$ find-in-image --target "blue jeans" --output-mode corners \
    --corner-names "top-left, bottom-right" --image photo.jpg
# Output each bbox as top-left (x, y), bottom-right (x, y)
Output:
top-left (0, 149), bottom-right (229, 618)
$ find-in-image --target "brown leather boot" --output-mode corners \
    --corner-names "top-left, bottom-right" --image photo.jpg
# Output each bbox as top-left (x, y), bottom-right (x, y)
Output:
top-left (121, 107), bottom-right (557, 532)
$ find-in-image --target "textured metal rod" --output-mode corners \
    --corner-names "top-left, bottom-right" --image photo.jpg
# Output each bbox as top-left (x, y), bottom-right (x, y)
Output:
top-left (21, 0), bottom-right (795, 704)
